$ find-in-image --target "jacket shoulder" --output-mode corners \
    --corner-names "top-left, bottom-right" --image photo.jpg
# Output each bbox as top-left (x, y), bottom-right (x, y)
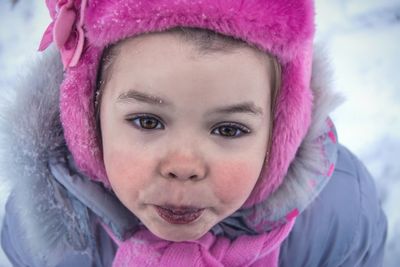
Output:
top-left (279, 144), bottom-right (387, 267)
top-left (0, 48), bottom-right (115, 267)
top-left (1, 187), bottom-right (117, 267)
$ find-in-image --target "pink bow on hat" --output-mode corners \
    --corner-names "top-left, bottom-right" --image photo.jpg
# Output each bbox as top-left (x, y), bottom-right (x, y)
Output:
top-left (38, 0), bottom-right (88, 69)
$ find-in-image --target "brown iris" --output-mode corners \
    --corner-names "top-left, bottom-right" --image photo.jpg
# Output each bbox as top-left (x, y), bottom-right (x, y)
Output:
top-left (139, 117), bottom-right (159, 129)
top-left (218, 126), bottom-right (238, 137)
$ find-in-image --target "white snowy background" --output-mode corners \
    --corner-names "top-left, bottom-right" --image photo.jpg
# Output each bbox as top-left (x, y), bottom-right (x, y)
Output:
top-left (0, 0), bottom-right (399, 266)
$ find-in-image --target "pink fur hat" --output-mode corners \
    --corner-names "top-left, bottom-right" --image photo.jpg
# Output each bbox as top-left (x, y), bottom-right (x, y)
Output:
top-left (39, 0), bottom-right (315, 207)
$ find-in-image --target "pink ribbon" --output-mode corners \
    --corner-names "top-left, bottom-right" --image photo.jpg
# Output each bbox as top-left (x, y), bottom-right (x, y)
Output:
top-left (38, 0), bottom-right (87, 69)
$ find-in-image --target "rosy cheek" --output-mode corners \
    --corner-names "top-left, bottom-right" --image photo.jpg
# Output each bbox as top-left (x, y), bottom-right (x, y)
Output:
top-left (104, 148), bottom-right (153, 198)
top-left (211, 161), bottom-right (261, 206)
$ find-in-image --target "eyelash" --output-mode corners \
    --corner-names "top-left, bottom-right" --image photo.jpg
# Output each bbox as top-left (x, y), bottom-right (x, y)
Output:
top-left (126, 114), bottom-right (251, 138)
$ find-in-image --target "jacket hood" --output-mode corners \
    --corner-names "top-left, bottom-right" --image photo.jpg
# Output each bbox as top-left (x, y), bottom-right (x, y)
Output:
top-left (0, 45), bottom-right (342, 260)
top-left (39, 0), bottom-right (315, 207)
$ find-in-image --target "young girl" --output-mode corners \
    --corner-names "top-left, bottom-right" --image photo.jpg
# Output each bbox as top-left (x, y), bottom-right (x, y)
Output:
top-left (0, 0), bottom-right (387, 266)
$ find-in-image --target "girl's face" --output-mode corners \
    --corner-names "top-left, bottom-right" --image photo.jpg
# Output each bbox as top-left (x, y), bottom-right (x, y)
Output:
top-left (100, 33), bottom-right (272, 241)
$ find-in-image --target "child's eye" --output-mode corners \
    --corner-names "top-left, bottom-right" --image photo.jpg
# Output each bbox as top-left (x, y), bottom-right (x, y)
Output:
top-left (211, 122), bottom-right (251, 138)
top-left (128, 114), bottom-right (165, 130)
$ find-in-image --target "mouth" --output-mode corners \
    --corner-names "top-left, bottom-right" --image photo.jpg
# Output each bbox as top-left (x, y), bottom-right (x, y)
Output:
top-left (155, 205), bottom-right (205, 225)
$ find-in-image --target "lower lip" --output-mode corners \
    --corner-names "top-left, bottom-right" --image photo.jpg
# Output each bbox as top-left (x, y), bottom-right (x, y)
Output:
top-left (155, 206), bottom-right (205, 225)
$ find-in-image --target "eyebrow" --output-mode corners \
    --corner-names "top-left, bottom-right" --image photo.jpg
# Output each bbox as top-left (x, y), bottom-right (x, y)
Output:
top-left (117, 90), bottom-right (171, 106)
top-left (209, 102), bottom-right (263, 116)
top-left (116, 89), bottom-right (263, 116)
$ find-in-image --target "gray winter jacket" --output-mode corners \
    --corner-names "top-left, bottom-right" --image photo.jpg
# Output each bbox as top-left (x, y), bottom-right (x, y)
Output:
top-left (0, 48), bottom-right (387, 266)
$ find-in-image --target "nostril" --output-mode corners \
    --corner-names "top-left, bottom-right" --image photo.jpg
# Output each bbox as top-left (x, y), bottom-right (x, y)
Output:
top-left (189, 174), bottom-right (198, 180)
top-left (166, 172), bottom-right (199, 180)
top-left (168, 172), bottom-right (177, 178)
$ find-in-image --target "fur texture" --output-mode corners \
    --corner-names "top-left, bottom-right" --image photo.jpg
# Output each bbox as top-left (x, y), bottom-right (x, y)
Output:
top-left (0, 48), bottom-right (94, 266)
top-left (40, 0), bottom-right (316, 205)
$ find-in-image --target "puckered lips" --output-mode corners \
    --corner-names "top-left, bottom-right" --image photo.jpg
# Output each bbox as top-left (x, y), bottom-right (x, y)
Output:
top-left (155, 205), bottom-right (205, 224)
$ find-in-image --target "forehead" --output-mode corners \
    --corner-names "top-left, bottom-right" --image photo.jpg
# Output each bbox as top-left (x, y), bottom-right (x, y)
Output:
top-left (106, 32), bottom-right (272, 109)
top-left (116, 30), bottom-right (267, 59)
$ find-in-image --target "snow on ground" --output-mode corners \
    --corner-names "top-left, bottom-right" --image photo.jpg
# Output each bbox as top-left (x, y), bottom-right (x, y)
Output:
top-left (0, 1), bottom-right (399, 266)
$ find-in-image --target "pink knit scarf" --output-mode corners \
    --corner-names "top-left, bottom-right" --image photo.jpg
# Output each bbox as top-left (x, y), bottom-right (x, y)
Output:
top-left (109, 218), bottom-right (295, 267)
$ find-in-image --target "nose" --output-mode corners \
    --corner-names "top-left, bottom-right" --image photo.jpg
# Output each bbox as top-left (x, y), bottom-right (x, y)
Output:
top-left (159, 152), bottom-right (207, 181)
